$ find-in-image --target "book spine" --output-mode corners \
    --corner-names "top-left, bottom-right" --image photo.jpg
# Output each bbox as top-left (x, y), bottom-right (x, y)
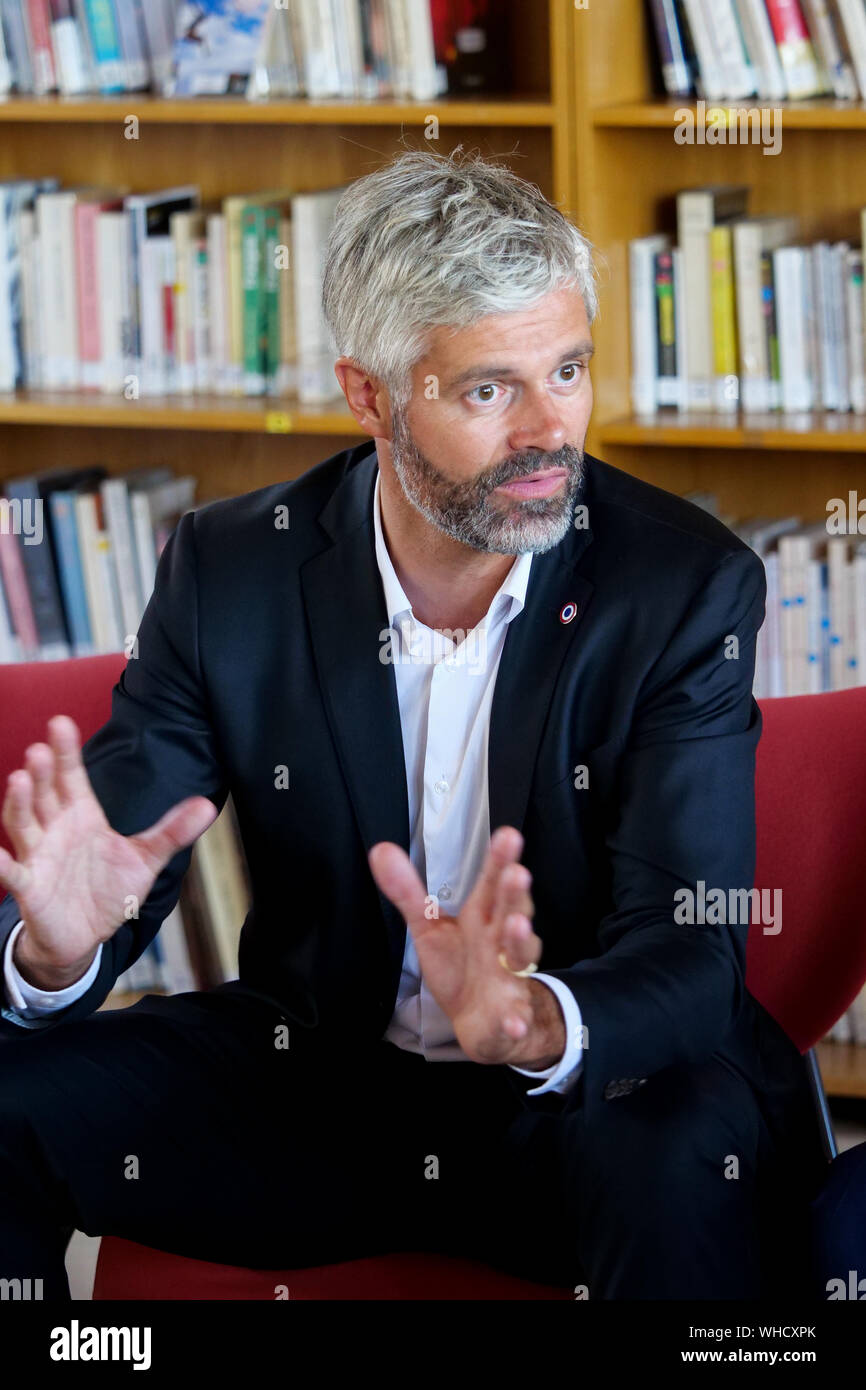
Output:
top-left (760, 249), bottom-right (782, 408)
top-left (710, 223), bottom-right (739, 411)
top-left (111, 0), bottom-right (149, 90)
top-left (49, 0), bottom-right (91, 94)
top-left (191, 238), bottom-right (210, 394)
top-left (26, 0), bottom-right (57, 91)
top-left (649, 0), bottom-right (693, 94)
top-left (242, 204), bottom-right (266, 396)
top-left (655, 250), bottom-right (679, 407)
top-left (846, 249), bottom-right (865, 412)
top-left (81, 0), bottom-right (124, 91)
top-left (764, 0), bottom-right (824, 96)
top-left (5, 479), bottom-right (70, 656)
top-left (0, 519), bottom-right (39, 655)
top-left (47, 490), bottom-right (93, 652)
top-left (263, 205), bottom-right (280, 394)
top-left (801, 0), bottom-right (859, 97)
top-left (2, 0), bottom-right (35, 91)
top-left (74, 201), bottom-right (102, 390)
top-left (206, 213), bottom-right (229, 395)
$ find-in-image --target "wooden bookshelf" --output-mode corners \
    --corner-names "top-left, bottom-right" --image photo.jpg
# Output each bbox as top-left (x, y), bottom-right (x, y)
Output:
top-left (816, 1042), bottom-right (866, 1100)
top-left (0, 93), bottom-right (556, 127)
top-left (0, 388), bottom-right (361, 435)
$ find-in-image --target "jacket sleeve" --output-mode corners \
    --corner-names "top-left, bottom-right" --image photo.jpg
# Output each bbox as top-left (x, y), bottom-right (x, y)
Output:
top-left (544, 546), bottom-right (767, 1120)
top-left (0, 508), bottom-right (228, 1031)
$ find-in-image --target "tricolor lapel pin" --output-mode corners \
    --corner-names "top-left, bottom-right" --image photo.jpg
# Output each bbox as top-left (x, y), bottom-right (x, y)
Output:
top-left (559, 600), bottom-right (578, 625)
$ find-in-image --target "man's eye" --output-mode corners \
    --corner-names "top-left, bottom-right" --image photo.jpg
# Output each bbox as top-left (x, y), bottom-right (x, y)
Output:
top-left (467, 383), bottom-right (501, 404)
top-left (557, 362), bottom-right (584, 383)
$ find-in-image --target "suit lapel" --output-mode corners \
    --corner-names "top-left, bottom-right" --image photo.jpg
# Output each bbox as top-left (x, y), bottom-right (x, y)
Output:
top-left (300, 447), bottom-right (411, 980)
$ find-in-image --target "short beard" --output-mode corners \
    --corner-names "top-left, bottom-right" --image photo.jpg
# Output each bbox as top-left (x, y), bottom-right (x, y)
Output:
top-left (388, 404), bottom-right (585, 555)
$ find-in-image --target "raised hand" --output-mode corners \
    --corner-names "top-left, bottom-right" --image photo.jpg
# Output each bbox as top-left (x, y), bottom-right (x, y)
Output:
top-left (368, 825), bottom-right (564, 1068)
top-left (0, 715), bottom-right (217, 987)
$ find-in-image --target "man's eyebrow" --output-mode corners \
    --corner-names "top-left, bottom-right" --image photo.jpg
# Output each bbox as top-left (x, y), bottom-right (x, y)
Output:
top-left (444, 342), bottom-right (595, 391)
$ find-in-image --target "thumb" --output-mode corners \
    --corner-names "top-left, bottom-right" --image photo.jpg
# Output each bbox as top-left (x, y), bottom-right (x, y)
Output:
top-left (130, 796), bottom-right (219, 875)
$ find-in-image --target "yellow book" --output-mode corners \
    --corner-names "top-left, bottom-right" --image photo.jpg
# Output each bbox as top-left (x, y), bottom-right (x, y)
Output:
top-left (710, 224), bottom-right (739, 412)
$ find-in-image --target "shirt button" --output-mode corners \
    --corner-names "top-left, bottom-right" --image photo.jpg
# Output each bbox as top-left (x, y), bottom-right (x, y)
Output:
top-left (438, 883), bottom-right (452, 901)
top-left (433, 778), bottom-right (449, 794)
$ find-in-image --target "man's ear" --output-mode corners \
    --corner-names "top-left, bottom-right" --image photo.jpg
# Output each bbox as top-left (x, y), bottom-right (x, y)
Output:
top-left (334, 359), bottom-right (392, 438)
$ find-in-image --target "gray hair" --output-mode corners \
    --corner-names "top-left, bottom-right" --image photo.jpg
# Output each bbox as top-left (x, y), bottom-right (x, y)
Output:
top-left (322, 149), bottom-right (598, 411)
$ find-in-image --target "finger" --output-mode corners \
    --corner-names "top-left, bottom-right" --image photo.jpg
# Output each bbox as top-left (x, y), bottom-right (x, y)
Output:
top-left (46, 716), bottom-right (93, 805)
top-left (131, 797), bottom-right (219, 875)
top-left (367, 841), bottom-right (432, 941)
top-left (492, 862), bottom-right (540, 967)
top-left (498, 912), bottom-right (543, 974)
top-left (24, 743), bottom-right (62, 828)
top-left (0, 845), bottom-right (30, 899)
top-left (1, 770), bottom-right (42, 859)
top-left (465, 825), bottom-right (524, 923)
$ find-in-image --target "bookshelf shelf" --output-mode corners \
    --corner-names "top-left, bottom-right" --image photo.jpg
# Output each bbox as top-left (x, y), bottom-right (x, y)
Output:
top-left (0, 93), bottom-right (556, 128)
top-left (816, 1041), bottom-right (866, 1100)
top-left (0, 390), bottom-right (362, 436)
top-left (592, 98), bottom-right (866, 132)
top-left (600, 412), bottom-right (866, 452)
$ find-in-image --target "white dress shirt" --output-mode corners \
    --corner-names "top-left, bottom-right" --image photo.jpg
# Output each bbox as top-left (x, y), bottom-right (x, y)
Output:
top-left (2, 469), bottom-right (584, 1096)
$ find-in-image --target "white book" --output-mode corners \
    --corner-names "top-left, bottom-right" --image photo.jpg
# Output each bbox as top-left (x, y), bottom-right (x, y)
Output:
top-left (827, 536), bottom-right (852, 689)
top-left (292, 186), bottom-right (347, 404)
top-left (74, 492), bottom-right (119, 652)
top-left (774, 247), bottom-right (814, 412)
top-left (681, 0), bottom-right (729, 99)
top-left (832, 242), bottom-right (851, 413)
top-left (206, 213), bottom-right (229, 395)
top-left (19, 209), bottom-right (40, 387)
top-left (191, 237), bottom-right (210, 394)
top-left (170, 209), bottom-right (205, 395)
top-left (404, 0), bottom-right (439, 100)
top-left (330, 0), bottom-right (358, 96)
top-left (36, 190), bottom-right (80, 388)
top-left (845, 250), bottom-right (865, 413)
top-left (628, 233), bottom-right (671, 416)
top-left (836, 0), bottom-right (866, 98)
top-left (802, 0), bottom-right (859, 97)
top-left (733, 216), bottom-right (799, 413)
top-left (672, 246), bottom-right (687, 412)
top-left (805, 556), bottom-right (825, 692)
top-left (812, 242), bottom-right (837, 410)
top-left (733, 0), bottom-right (788, 99)
top-left (100, 477), bottom-right (144, 640)
top-left (50, 7), bottom-right (91, 94)
top-left (0, 11), bottom-right (11, 93)
top-left (297, 0), bottom-right (341, 96)
top-left (140, 235), bottom-right (169, 395)
top-left (97, 211), bottom-right (128, 393)
top-left (701, 0), bottom-right (757, 97)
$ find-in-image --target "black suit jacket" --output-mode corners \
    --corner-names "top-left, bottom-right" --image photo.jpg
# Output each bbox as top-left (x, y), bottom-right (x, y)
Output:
top-left (0, 443), bottom-right (819, 1143)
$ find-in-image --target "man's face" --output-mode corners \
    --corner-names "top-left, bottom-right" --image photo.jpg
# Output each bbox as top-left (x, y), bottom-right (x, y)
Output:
top-left (388, 286), bottom-right (594, 555)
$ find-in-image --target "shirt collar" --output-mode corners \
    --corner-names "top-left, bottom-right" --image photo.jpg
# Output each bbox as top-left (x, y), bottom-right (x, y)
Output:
top-left (372, 466), bottom-right (533, 630)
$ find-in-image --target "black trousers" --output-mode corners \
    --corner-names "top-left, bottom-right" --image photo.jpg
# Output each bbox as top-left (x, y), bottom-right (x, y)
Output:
top-left (0, 984), bottom-right (820, 1301)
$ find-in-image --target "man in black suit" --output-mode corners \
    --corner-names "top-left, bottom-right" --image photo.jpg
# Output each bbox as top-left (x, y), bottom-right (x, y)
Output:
top-left (0, 151), bottom-right (825, 1301)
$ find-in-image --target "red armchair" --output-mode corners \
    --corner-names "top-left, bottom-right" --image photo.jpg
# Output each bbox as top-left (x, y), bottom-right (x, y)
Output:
top-left (1, 658), bottom-right (864, 1299)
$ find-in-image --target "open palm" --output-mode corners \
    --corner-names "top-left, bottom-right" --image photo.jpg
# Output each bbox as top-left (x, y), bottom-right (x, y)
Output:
top-left (0, 715), bottom-right (217, 974)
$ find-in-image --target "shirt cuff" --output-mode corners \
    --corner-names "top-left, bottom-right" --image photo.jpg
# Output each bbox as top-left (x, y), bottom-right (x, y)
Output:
top-left (3, 920), bottom-right (102, 1017)
top-left (508, 973), bottom-right (584, 1096)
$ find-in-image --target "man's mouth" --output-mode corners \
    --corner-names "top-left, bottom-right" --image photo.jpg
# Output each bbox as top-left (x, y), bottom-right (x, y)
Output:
top-left (494, 468), bottom-right (569, 499)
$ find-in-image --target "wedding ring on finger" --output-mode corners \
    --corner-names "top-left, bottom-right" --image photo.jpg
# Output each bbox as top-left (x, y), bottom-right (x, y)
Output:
top-left (498, 951), bottom-right (537, 978)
